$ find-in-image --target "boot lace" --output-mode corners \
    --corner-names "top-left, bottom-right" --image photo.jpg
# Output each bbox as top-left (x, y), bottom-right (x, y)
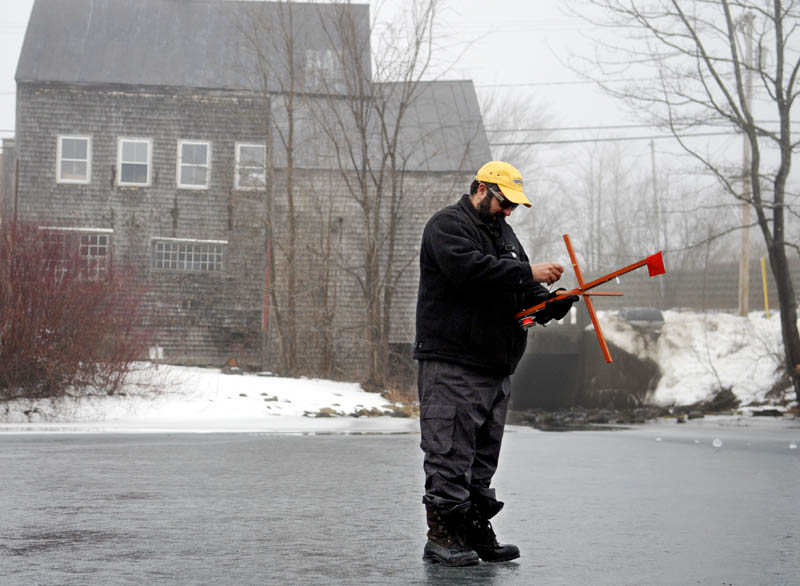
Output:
top-left (470, 516), bottom-right (499, 547)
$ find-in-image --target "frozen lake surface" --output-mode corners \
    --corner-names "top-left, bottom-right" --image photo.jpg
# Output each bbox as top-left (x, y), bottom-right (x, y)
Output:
top-left (1, 419), bottom-right (798, 585)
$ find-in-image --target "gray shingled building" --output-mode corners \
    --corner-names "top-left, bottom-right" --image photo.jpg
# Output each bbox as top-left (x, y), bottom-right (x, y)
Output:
top-left (5, 0), bottom-right (491, 378)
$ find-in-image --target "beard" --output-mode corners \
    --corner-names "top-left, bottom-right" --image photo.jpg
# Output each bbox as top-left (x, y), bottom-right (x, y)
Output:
top-left (476, 196), bottom-right (496, 223)
top-left (477, 196), bottom-right (503, 223)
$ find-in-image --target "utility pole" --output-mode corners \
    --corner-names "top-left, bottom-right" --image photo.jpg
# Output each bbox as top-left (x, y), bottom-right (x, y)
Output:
top-left (738, 13), bottom-right (754, 317)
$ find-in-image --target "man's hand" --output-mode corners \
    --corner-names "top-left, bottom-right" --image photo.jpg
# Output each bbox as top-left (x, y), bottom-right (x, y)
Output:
top-left (545, 289), bottom-right (579, 320)
top-left (533, 289), bottom-right (580, 325)
top-left (530, 262), bottom-right (564, 285)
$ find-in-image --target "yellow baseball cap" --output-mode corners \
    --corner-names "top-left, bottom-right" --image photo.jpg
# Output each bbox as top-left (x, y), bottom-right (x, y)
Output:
top-left (475, 161), bottom-right (531, 208)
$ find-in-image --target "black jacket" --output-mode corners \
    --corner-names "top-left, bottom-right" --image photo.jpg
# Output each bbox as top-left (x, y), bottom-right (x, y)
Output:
top-left (413, 194), bottom-right (550, 375)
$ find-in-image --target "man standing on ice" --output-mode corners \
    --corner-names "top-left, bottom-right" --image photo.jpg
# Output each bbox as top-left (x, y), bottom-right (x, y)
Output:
top-left (413, 160), bottom-right (577, 566)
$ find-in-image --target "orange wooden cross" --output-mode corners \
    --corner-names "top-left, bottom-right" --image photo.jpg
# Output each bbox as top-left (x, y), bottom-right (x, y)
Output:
top-left (514, 234), bottom-right (666, 363)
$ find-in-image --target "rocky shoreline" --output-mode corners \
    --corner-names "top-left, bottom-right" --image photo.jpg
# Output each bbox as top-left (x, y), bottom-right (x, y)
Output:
top-left (505, 387), bottom-right (796, 431)
top-left (507, 407), bottom-right (668, 431)
top-left (507, 404), bottom-right (793, 432)
top-left (302, 387), bottom-right (795, 430)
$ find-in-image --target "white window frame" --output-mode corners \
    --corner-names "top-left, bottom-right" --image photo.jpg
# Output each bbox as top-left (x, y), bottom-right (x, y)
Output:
top-left (151, 237), bottom-right (227, 273)
top-left (56, 135), bottom-right (92, 184)
top-left (117, 137), bottom-right (153, 187)
top-left (39, 226), bottom-right (113, 281)
top-left (177, 140), bottom-right (211, 190)
top-left (235, 142), bottom-right (266, 191)
top-left (79, 231), bottom-right (112, 281)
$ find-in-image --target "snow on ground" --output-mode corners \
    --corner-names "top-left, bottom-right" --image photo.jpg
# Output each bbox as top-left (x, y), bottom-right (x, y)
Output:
top-left (0, 311), bottom-right (795, 433)
top-left (602, 309), bottom-right (787, 406)
top-left (0, 366), bottom-right (418, 434)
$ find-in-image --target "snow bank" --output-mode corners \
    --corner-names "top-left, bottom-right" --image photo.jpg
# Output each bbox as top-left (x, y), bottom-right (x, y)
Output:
top-left (0, 311), bottom-right (795, 433)
top-left (602, 310), bottom-right (785, 406)
top-left (0, 365), bottom-right (418, 434)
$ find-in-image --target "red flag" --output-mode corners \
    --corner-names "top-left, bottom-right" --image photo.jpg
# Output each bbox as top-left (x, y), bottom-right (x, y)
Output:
top-left (646, 252), bottom-right (666, 277)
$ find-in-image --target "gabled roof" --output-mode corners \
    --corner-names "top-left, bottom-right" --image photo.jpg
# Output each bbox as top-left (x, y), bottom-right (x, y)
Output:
top-left (16, 0), bottom-right (371, 92)
top-left (16, 0), bottom-right (490, 173)
top-left (268, 79), bottom-right (490, 173)
top-left (378, 80), bottom-right (490, 172)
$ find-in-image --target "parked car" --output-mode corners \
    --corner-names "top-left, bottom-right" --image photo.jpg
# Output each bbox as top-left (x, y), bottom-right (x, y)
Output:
top-left (618, 307), bottom-right (665, 332)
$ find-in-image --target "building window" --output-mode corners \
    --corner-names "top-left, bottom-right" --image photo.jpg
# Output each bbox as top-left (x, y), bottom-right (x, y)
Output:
top-left (41, 228), bottom-right (112, 281)
top-left (57, 135), bottom-right (91, 184)
top-left (305, 48), bottom-right (343, 92)
top-left (177, 140), bottom-right (210, 189)
top-left (235, 143), bottom-right (266, 190)
top-left (117, 138), bottom-right (152, 186)
top-left (153, 238), bottom-right (225, 272)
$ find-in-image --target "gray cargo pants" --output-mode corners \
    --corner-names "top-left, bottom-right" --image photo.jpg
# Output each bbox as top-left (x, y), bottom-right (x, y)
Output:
top-left (418, 359), bottom-right (511, 518)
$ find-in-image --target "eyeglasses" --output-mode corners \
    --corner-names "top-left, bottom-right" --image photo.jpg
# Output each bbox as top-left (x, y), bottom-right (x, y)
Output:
top-left (488, 186), bottom-right (518, 211)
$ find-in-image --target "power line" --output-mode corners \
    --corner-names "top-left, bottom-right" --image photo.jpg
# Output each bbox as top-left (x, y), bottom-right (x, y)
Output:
top-left (444, 20), bottom-right (589, 32)
top-left (476, 80), bottom-right (596, 88)
top-left (490, 131), bottom-right (737, 146)
top-left (487, 123), bottom-right (658, 133)
top-left (487, 120), bottom-right (800, 135)
top-left (475, 78), bottom-right (657, 88)
top-left (488, 122), bottom-right (800, 134)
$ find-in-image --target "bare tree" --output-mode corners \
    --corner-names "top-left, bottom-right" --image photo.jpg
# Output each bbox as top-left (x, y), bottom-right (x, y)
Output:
top-left (481, 91), bottom-right (553, 174)
top-left (480, 92), bottom-right (570, 262)
top-left (234, 1), bottom-right (323, 376)
top-left (233, 1), bottom-right (479, 386)
top-left (575, 0), bottom-right (800, 403)
top-left (306, 0), bottom-right (446, 389)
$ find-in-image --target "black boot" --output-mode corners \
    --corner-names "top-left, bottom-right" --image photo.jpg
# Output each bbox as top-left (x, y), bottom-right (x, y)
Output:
top-left (464, 507), bottom-right (520, 562)
top-left (422, 506), bottom-right (480, 566)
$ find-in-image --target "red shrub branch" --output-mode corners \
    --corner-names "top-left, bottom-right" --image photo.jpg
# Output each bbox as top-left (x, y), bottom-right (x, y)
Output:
top-left (0, 221), bottom-right (154, 400)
